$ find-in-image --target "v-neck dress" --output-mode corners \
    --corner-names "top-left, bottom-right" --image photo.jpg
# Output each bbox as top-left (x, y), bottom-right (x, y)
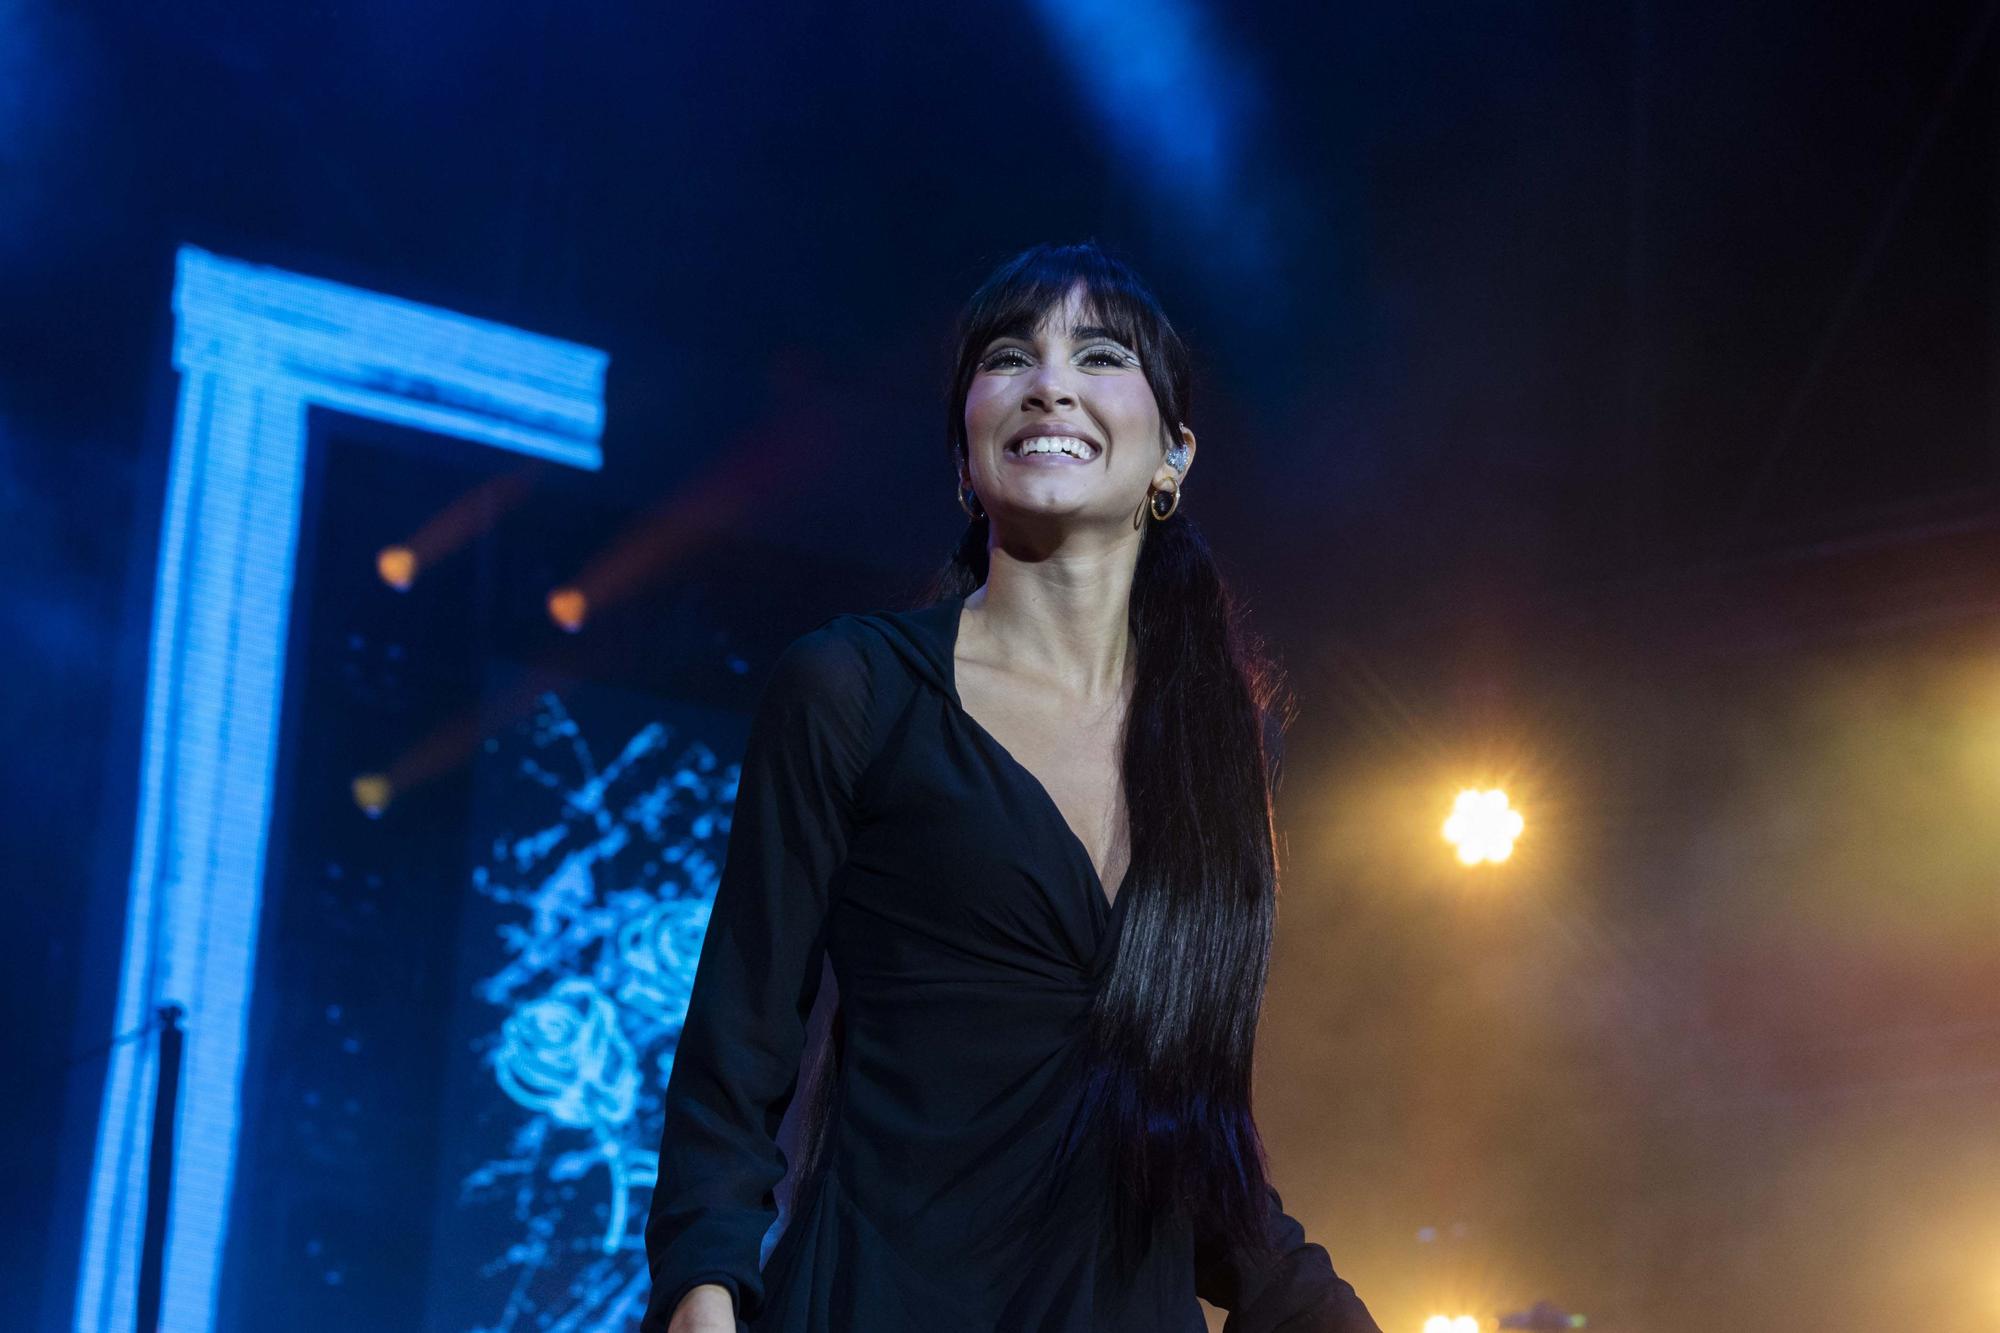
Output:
top-left (640, 594), bottom-right (1381, 1333)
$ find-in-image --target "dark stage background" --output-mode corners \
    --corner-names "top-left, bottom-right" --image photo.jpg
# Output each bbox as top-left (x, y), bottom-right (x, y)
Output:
top-left (7, 3), bottom-right (2000, 1330)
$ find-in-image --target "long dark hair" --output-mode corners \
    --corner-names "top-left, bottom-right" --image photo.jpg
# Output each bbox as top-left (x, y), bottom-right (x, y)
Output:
top-left (924, 241), bottom-right (1296, 1262)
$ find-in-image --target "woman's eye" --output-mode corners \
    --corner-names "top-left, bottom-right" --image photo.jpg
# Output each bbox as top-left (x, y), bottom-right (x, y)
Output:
top-left (980, 346), bottom-right (1135, 370)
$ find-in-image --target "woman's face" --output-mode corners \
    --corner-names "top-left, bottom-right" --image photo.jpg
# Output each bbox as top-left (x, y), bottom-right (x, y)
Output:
top-left (962, 284), bottom-right (1188, 531)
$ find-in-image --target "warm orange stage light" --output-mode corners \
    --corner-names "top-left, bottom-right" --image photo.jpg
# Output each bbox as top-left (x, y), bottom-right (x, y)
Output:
top-left (547, 587), bottom-right (588, 633)
top-left (1442, 788), bottom-right (1524, 866)
top-left (375, 545), bottom-right (418, 591)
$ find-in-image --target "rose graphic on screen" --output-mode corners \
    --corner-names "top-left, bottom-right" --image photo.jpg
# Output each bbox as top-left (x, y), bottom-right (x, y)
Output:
top-left (459, 690), bottom-right (738, 1332)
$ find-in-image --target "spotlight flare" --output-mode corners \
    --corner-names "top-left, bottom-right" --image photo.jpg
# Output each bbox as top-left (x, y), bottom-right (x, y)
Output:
top-left (1442, 788), bottom-right (1524, 866)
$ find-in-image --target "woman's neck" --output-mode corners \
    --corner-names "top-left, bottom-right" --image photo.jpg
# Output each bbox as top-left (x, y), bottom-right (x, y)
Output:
top-left (960, 551), bottom-right (1138, 703)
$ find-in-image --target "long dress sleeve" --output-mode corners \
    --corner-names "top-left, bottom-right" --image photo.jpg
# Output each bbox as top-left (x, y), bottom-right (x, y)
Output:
top-left (641, 625), bottom-right (876, 1332)
top-left (1194, 1185), bottom-right (1383, 1333)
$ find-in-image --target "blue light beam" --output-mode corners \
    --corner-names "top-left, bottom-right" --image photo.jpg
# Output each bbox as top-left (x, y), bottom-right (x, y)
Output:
top-left (1027, 0), bottom-right (1274, 277)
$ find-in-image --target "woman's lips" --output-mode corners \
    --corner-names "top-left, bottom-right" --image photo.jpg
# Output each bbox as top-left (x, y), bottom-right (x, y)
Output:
top-left (1005, 434), bottom-right (1100, 462)
top-left (1006, 449), bottom-right (1094, 464)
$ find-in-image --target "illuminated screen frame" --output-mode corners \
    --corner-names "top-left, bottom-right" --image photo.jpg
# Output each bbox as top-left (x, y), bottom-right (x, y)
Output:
top-left (74, 245), bottom-right (608, 1333)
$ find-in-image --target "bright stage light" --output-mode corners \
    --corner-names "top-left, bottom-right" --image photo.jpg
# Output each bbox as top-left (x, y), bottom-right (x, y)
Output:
top-left (1442, 788), bottom-right (1524, 866)
top-left (376, 544), bottom-right (417, 590)
top-left (1424, 1317), bottom-right (1481, 1333)
top-left (547, 586), bottom-right (588, 632)
top-left (351, 773), bottom-right (392, 817)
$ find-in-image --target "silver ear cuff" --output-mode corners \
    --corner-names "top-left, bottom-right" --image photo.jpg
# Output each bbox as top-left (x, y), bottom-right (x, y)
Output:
top-left (1166, 444), bottom-right (1189, 472)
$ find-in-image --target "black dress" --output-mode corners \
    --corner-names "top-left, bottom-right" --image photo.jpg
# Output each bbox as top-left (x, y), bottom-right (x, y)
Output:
top-left (641, 593), bottom-right (1380, 1333)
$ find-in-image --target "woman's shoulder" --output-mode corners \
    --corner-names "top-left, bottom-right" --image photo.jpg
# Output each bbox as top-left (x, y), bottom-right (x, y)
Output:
top-left (768, 600), bottom-right (947, 735)
top-left (754, 609), bottom-right (934, 782)
top-left (765, 615), bottom-right (878, 701)
top-left (780, 599), bottom-right (943, 679)
top-left (766, 604), bottom-right (918, 702)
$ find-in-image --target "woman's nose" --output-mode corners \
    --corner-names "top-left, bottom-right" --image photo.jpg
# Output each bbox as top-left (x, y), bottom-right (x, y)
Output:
top-left (1023, 365), bottom-right (1077, 409)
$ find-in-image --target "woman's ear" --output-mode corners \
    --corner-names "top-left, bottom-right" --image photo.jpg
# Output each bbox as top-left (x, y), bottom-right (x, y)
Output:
top-left (1162, 423), bottom-right (1196, 485)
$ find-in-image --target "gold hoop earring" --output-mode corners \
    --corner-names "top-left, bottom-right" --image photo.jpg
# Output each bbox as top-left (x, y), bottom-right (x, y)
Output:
top-left (1148, 479), bottom-right (1181, 521)
top-left (958, 481), bottom-right (986, 521)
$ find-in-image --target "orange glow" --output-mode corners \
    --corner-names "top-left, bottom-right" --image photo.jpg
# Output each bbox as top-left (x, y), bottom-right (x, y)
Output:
top-left (547, 586), bottom-right (588, 633)
top-left (375, 544), bottom-right (418, 591)
top-left (351, 773), bottom-right (393, 817)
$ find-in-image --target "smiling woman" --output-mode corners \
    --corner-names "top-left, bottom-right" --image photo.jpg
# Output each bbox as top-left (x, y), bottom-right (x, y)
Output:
top-left (641, 242), bottom-right (1381, 1333)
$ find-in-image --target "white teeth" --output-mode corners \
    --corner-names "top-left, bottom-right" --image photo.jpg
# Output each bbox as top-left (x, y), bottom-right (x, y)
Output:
top-left (1015, 435), bottom-right (1093, 459)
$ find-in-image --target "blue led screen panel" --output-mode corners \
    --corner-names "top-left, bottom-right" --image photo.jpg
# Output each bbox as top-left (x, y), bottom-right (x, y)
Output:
top-left (211, 408), bottom-right (534, 1329)
top-left (181, 403), bottom-right (747, 1332)
top-left (74, 248), bottom-right (605, 1333)
top-left (420, 669), bottom-right (746, 1332)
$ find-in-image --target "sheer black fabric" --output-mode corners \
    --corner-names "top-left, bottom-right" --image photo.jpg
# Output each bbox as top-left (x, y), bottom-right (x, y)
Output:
top-left (641, 595), bottom-right (1379, 1333)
